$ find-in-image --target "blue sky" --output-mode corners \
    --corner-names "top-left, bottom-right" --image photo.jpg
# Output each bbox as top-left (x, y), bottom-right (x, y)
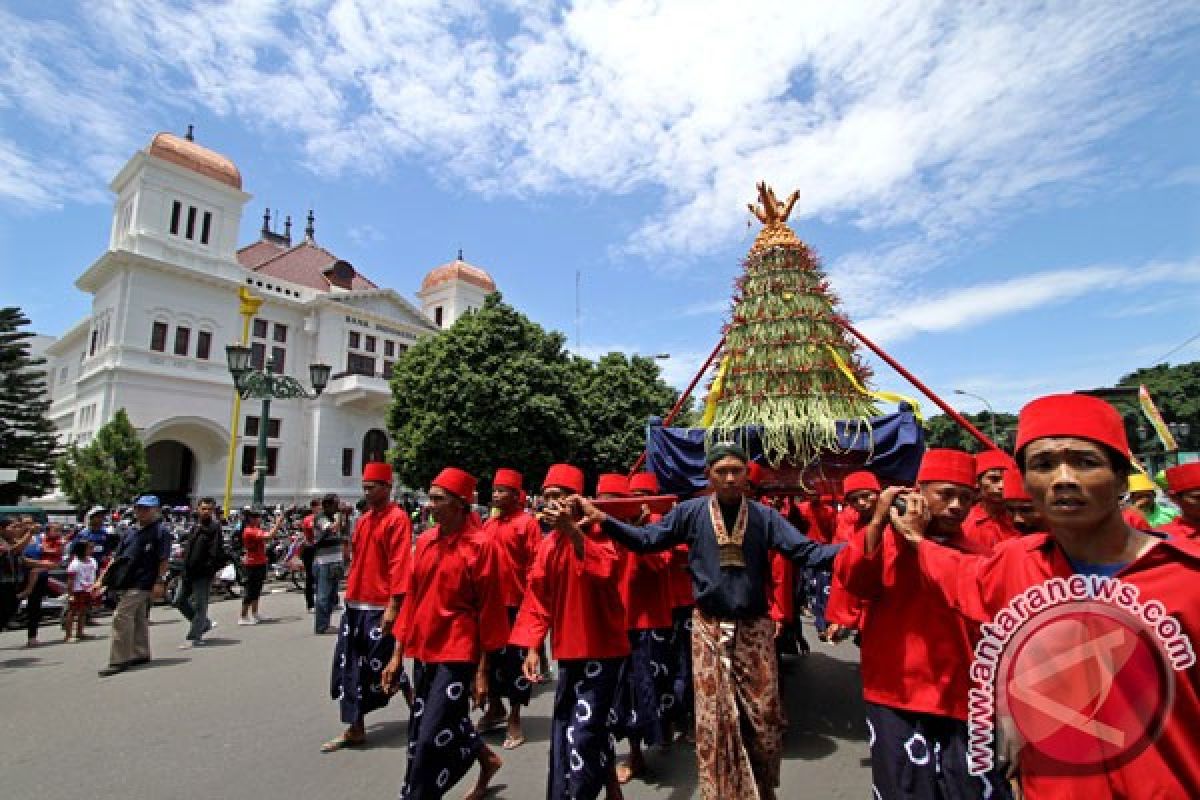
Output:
top-left (2, 0), bottom-right (1198, 415)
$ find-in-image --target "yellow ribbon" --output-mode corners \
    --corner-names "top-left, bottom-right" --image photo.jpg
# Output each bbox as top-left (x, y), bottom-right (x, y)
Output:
top-left (827, 347), bottom-right (924, 421)
top-left (700, 355), bottom-right (730, 428)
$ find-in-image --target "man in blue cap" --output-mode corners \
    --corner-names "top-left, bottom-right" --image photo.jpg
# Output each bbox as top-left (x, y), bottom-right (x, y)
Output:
top-left (98, 495), bottom-right (171, 676)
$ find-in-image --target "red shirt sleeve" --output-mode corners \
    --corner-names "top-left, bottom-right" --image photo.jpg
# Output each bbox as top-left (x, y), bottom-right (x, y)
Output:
top-left (386, 509), bottom-right (413, 599)
top-left (834, 527), bottom-right (886, 600)
top-left (576, 531), bottom-right (619, 580)
top-left (509, 537), bottom-right (553, 649)
top-left (768, 551), bottom-right (794, 622)
top-left (473, 536), bottom-right (511, 654)
top-left (914, 538), bottom-right (994, 624)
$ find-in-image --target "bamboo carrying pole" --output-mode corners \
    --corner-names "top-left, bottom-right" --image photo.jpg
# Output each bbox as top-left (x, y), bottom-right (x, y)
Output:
top-left (837, 319), bottom-right (999, 451)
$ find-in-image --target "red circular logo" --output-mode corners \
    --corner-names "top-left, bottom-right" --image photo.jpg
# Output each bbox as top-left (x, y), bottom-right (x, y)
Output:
top-left (997, 602), bottom-right (1174, 775)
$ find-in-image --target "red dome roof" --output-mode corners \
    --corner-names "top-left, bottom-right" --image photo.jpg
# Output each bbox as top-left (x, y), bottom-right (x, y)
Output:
top-left (147, 132), bottom-right (242, 190)
top-left (420, 258), bottom-right (496, 293)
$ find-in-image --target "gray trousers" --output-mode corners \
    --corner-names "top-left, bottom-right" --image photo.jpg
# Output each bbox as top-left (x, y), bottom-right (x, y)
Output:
top-left (176, 574), bottom-right (212, 641)
top-left (109, 589), bottom-right (151, 666)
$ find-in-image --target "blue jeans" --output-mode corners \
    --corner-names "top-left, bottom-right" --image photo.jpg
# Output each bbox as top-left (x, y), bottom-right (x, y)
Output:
top-left (314, 562), bottom-right (342, 633)
top-left (176, 574), bottom-right (212, 641)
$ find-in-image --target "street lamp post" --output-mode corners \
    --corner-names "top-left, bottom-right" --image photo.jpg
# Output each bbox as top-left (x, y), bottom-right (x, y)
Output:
top-left (953, 388), bottom-right (999, 444)
top-left (225, 345), bottom-right (331, 510)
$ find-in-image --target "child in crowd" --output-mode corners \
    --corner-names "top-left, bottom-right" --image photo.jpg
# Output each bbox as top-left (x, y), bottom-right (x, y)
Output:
top-left (63, 540), bottom-right (97, 642)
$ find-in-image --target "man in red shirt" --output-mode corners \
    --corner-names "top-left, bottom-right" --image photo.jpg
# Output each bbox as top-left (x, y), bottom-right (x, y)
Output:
top-left (478, 467), bottom-right (542, 749)
top-left (963, 449), bottom-right (1017, 551)
top-left (384, 467), bottom-right (508, 800)
top-left (1160, 462), bottom-right (1199, 540)
top-left (510, 463), bottom-right (630, 800)
top-left (824, 470), bottom-right (881, 641)
top-left (834, 449), bottom-right (1010, 800)
top-left (631, 470), bottom-right (694, 744)
top-left (322, 462), bottom-right (412, 753)
top-left (1001, 468), bottom-right (1046, 536)
top-left (903, 394), bottom-right (1200, 798)
top-left (601, 473), bottom-right (674, 785)
top-left (299, 497), bottom-right (320, 612)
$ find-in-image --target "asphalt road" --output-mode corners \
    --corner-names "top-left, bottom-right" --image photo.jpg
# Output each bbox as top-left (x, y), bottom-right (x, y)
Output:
top-left (1, 586), bottom-right (871, 799)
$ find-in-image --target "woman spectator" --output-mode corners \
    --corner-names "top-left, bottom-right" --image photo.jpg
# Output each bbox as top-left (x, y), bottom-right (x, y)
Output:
top-left (238, 508), bottom-right (272, 625)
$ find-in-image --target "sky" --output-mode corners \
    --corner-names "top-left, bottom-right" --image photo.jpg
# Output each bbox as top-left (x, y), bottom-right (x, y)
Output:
top-left (1, 0), bottom-right (1198, 419)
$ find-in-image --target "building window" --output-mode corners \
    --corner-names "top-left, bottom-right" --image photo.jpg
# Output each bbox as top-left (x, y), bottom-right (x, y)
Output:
top-left (364, 335), bottom-right (376, 353)
top-left (245, 416), bottom-right (281, 438)
top-left (273, 324), bottom-right (287, 343)
top-left (174, 326), bottom-right (191, 356)
top-left (384, 340), bottom-right (395, 358)
top-left (150, 321), bottom-right (168, 352)
top-left (434, 306), bottom-right (443, 327)
top-left (250, 342), bottom-right (265, 370)
top-left (270, 346), bottom-right (286, 373)
top-left (342, 448), bottom-right (354, 477)
top-left (185, 206), bottom-right (197, 239)
top-left (362, 429), bottom-right (389, 469)
top-left (89, 328), bottom-right (99, 357)
top-left (169, 201), bottom-right (182, 235)
top-left (252, 319), bottom-right (268, 338)
top-left (347, 352), bottom-right (375, 377)
top-left (383, 361), bottom-right (393, 377)
top-left (348, 331), bottom-right (360, 349)
top-left (241, 445), bottom-right (278, 476)
top-left (200, 211), bottom-right (212, 245)
top-left (196, 331), bottom-right (212, 360)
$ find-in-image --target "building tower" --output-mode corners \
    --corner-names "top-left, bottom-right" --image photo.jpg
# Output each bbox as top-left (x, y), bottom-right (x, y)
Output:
top-left (417, 251), bottom-right (497, 329)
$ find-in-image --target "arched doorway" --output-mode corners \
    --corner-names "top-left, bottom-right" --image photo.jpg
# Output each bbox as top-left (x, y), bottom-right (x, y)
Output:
top-left (362, 429), bottom-right (389, 471)
top-left (146, 440), bottom-right (195, 507)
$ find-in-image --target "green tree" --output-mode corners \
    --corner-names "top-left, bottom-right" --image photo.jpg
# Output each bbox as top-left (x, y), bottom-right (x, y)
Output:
top-left (1117, 361), bottom-right (1200, 451)
top-left (387, 293), bottom-right (585, 494)
top-left (572, 352), bottom-right (679, 484)
top-left (923, 411), bottom-right (1018, 453)
top-left (55, 408), bottom-right (149, 509)
top-left (0, 307), bottom-right (59, 503)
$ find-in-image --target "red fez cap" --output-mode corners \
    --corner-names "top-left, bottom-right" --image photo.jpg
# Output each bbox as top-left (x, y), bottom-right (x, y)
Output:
top-left (1165, 463), bottom-right (1200, 494)
top-left (362, 462), bottom-right (393, 484)
top-left (746, 461), bottom-right (766, 487)
top-left (917, 449), bottom-right (976, 487)
top-left (596, 473), bottom-right (631, 497)
top-left (543, 464), bottom-right (584, 495)
top-left (493, 468), bottom-right (523, 491)
top-left (975, 449), bottom-right (1016, 477)
top-left (1001, 468), bottom-right (1031, 502)
top-left (1015, 394), bottom-right (1130, 462)
top-left (629, 472), bottom-right (660, 494)
top-left (432, 467), bottom-right (476, 502)
top-left (842, 470), bottom-right (881, 496)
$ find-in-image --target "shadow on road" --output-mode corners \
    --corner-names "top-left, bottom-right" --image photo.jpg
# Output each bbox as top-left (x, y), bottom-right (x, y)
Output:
top-left (780, 650), bottom-right (868, 762)
top-left (364, 718), bottom-right (411, 750)
top-left (0, 656), bottom-right (51, 670)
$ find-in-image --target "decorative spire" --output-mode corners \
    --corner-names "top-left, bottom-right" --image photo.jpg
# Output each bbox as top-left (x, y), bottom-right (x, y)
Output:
top-left (457, 248), bottom-right (464, 261)
top-left (284, 215), bottom-right (292, 245)
top-left (261, 208), bottom-right (271, 236)
top-left (185, 124), bottom-right (194, 142)
top-left (305, 209), bottom-right (315, 242)
top-left (747, 181), bottom-right (802, 254)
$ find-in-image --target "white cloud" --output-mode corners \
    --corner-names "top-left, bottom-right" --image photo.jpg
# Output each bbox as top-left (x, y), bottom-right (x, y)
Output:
top-left (2, 0), bottom-right (1193, 277)
top-left (857, 259), bottom-right (1200, 344)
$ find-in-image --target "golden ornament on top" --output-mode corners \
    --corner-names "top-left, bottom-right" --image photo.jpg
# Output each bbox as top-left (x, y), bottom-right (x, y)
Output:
top-left (748, 181), bottom-right (803, 254)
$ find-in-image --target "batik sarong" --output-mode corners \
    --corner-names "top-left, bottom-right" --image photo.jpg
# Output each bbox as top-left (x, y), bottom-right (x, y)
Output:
top-left (668, 605), bottom-right (694, 725)
top-left (613, 628), bottom-right (673, 746)
top-left (547, 657), bottom-right (624, 800)
top-left (399, 661), bottom-right (482, 800)
top-left (692, 610), bottom-right (782, 800)
top-left (804, 566), bottom-right (833, 634)
top-left (487, 606), bottom-right (533, 706)
top-left (330, 607), bottom-right (409, 725)
top-left (865, 701), bottom-right (1012, 800)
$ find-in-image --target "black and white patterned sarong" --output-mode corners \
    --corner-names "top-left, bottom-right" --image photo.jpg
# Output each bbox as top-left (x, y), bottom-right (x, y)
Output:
top-left (668, 605), bottom-right (694, 724)
top-left (804, 566), bottom-right (833, 634)
top-left (399, 661), bottom-right (481, 800)
top-left (865, 701), bottom-right (1011, 800)
top-left (613, 628), bottom-right (673, 746)
top-left (330, 607), bottom-right (409, 725)
top-left (487, 606), bottom-right (533, 706)
top-left (548, 657), bottom-right (624, 800)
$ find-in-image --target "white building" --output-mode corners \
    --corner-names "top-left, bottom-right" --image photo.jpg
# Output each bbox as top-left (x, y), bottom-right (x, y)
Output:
top-left (42, 130), bottom-right (497, 507)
